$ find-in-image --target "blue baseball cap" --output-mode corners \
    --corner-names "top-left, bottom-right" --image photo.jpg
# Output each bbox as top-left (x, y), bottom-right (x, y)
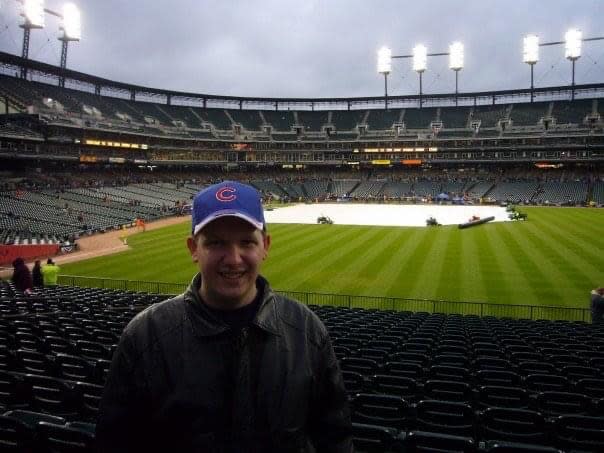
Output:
top-left (191, 181), bottom-right (265, 236)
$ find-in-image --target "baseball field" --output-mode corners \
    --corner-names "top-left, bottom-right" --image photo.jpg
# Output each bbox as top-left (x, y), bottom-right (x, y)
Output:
top-left (58, 206), bottom-right (604, 310)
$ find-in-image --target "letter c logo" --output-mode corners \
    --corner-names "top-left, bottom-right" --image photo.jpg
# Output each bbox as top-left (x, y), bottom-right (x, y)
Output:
top-left (216, 187), bottom-right (236, 202)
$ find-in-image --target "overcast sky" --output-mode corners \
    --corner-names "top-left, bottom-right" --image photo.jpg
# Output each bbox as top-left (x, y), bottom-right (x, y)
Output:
top-left (1, 0), bottom-right (603, 98)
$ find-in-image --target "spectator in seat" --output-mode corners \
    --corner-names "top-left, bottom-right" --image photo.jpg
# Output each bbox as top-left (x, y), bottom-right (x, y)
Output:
top-left (97, 180), bottom-right (353, 453)
top-left (32, 260), bottom-right (43, 287)
top-left (11, 257), bottom-right (33, 294)
top-left (591, 287), bottom-right (604, 324)
top-left (41, 258), bottom-right (60, 287)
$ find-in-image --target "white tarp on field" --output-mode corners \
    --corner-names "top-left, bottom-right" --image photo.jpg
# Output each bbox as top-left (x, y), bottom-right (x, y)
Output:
top-left (264, 203), bottom-right (511, 227)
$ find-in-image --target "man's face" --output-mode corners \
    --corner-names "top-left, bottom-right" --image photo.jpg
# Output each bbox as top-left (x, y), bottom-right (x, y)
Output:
top-left (187, 216), bottom-right (270, 310)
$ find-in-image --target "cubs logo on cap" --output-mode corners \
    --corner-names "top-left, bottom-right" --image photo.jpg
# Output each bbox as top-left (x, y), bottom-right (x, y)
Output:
top-left (192, 181), bottom-right (265, 235)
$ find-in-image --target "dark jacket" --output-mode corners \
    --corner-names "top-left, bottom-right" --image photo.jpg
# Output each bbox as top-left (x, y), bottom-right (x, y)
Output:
top-left (96, 274), bottom-right (353, 453)
top-left (11, 258), bottom-right (33, 293)
top-left (32, 264), bottom-right (43, 287)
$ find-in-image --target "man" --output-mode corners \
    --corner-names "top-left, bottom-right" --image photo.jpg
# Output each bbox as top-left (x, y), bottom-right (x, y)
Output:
top-left (41, 258), bottom-right (60, 286)
top-left (96, 181), bottom-right (353, 452)
top-left (591, 287), bottom-right (604, 325)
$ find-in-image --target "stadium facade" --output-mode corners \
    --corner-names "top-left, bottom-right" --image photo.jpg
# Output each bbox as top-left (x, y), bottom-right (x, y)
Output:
top-left (1, 51), bottom-right (603, 171)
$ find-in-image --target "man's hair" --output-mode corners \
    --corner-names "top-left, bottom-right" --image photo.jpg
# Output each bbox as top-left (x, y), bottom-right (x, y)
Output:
top-left (47, 258), bottom-right (54, 265)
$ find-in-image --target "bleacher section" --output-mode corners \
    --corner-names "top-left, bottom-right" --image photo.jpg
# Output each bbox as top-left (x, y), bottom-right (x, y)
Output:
top-left (471, 106), bottom-right (508, 128)
top-left (510, 102), bottom-right (549, 126)
top-left (551, 100), bottom-right (592, 126)
top-left (532, 181), bottom-right (588, 205)
top-left (331, 110), bottom-right (366, 131)
top-left (262, 111), bottom-right (295, 132)
top-left (0, 281), bottom-right (603, 451)
top-left (485, 182), bottom-right (540, 204)
top-left (440, 107), bottom-right (471, 129)
top-left (298, 111), bottom-right (328, 132)
top-left (366, 109), bottom-right (402, 130)
top-left (0, 183), bottom-right (199, 244)
top-left (403, 108), bottom-right (437, 129)
top-left (228, 109), bottom-right (263, 131)
top-left (1, 74), bottom-right (602, 145)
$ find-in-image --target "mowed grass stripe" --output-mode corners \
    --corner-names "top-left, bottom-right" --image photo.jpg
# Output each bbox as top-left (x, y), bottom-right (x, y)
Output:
top-left (522, 221), bottom-right (597, 294)
top-left (481, 226), bottom-right (526, 305)
top-left (435, 228), bottom-right (463, 302)
top-left (332, 227), bottom-right (410, 296)
top-left (505, 222), bottom-right (585, 306)
top-left (265, 225), bottom-right (368, 292)
top-left (383, 229), bottom-right (423, 298)
top-left (530, 208), bottom-right (604, 252)
top-left (404, 228), bottom-right (451, 300)
top-left (280, 226), bottom-right (388, 293)
top-left (496, 224), bottom-right (562, 305)
top-left (525, 213), bottom-right (603, 274)
top-left (473, 227), bottom-right (506, 304)
top-left (537, 208), bottom-right (604, 240)
top-left (266, 225), bottom-right (372, 290)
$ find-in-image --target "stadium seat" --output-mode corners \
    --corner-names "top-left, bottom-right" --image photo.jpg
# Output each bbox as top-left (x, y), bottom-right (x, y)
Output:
top-left (340, 357), bottom-right (379, 376)
top-left (422, 380), bottom-right (474, 404)
top-left (21, 374), bottom-right (80, 417)
top-left (381, 361), bottom-right (423, 380)
top-left (342, 371), bottom-right (366, 395)
top-left (523, 374), bottom-right (570, 393)
top-left (574, 378), bottom-right (604, 399)
top-left (351, 422), bottom-right (403, 452)
top-left (483, 440), bottom-right (562, 452)
top-left (477, 407), bottom-right (548, 444)
top-left (414, 400), bottom-right (475, 437)
top-left (404, 430), bottom-right (476, 452)
top-left (534, 391), bottom-right (592, 416)
top-left (477, 386), bottom-right (531, 410)
top-left (36, 421), bottom-right (95, 452)
top-left (54, 354), bottom-right (96, 382)
top-left (370, 375), bottom-right (418, 402)
top-left (351, 393), bottom-right (410, 430)
top-left (552, 414), bottom-right (604, 451)
top-left (475, 370), bottom-right (522, 388)
top-left (0, 414), bottom-right (38, 452)
top-left (427, 365), bottom-right (471, 382)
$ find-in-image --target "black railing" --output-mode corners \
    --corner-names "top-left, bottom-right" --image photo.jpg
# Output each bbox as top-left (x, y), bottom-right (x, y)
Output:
top-left (57, 275), bottom-right (591, 322)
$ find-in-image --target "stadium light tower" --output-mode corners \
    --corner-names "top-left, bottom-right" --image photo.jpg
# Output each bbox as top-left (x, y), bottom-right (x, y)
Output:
top-left (449, 42), bottom-right (464, 106)
top-left (413, 44), bottom-right (427, 107)
top-left (377, 46), bottom-right (392, 109)
top-left (20, 0), bottom-right (45, 79)
top-left (523, 34), bottom-right (539, 102)
top-left (58, 3), bottom-right (81, 88)
top-left (565, 28), bottom-right (582, 100)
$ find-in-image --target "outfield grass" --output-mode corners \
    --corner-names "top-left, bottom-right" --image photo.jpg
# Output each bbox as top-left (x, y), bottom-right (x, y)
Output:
top-left (60, 206), bottom-right (604, 309)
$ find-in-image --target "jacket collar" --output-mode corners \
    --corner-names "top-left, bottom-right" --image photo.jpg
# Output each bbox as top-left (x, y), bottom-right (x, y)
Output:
top-left (184, 273), bottom-right (282, 338)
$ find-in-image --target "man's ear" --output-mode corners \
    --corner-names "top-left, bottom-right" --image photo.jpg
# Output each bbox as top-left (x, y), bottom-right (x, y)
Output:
top-left (187, 236), bottom-right (198, 262)
top-left (263, 234), bottom-right (271, 259)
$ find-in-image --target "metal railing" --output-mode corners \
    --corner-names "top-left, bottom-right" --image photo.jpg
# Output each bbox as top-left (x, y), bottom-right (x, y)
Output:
top-left (57, 275), bottom-right (591, 322)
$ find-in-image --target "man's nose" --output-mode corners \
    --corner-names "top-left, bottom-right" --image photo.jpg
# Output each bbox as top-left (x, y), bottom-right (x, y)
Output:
top-left (222, 244), bottom-right (244, 264)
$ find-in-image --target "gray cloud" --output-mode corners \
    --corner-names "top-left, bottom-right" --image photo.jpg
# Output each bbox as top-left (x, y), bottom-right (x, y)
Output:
top-left (0, 0), bottom-right (602, 98)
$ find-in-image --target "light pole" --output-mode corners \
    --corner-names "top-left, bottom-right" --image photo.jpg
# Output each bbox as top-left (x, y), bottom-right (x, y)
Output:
top-left (565, 29), bottom-right (582, 101)
top-left (377, 47), bottom-right (392, 110)
top-left (449, 42), bottom-right (464, 106)
top-left (413, 44), bottom-right (427, 108)
top-left (58, 3), bottom-right (81, 87)
top-left (20, 0), bottom-right (45, 79)
top-left (523, 34), bottom-right (539, 102)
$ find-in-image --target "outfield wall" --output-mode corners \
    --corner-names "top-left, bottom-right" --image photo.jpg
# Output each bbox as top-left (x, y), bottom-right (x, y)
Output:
top-left (57, 275), bottom-right (591, 322)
